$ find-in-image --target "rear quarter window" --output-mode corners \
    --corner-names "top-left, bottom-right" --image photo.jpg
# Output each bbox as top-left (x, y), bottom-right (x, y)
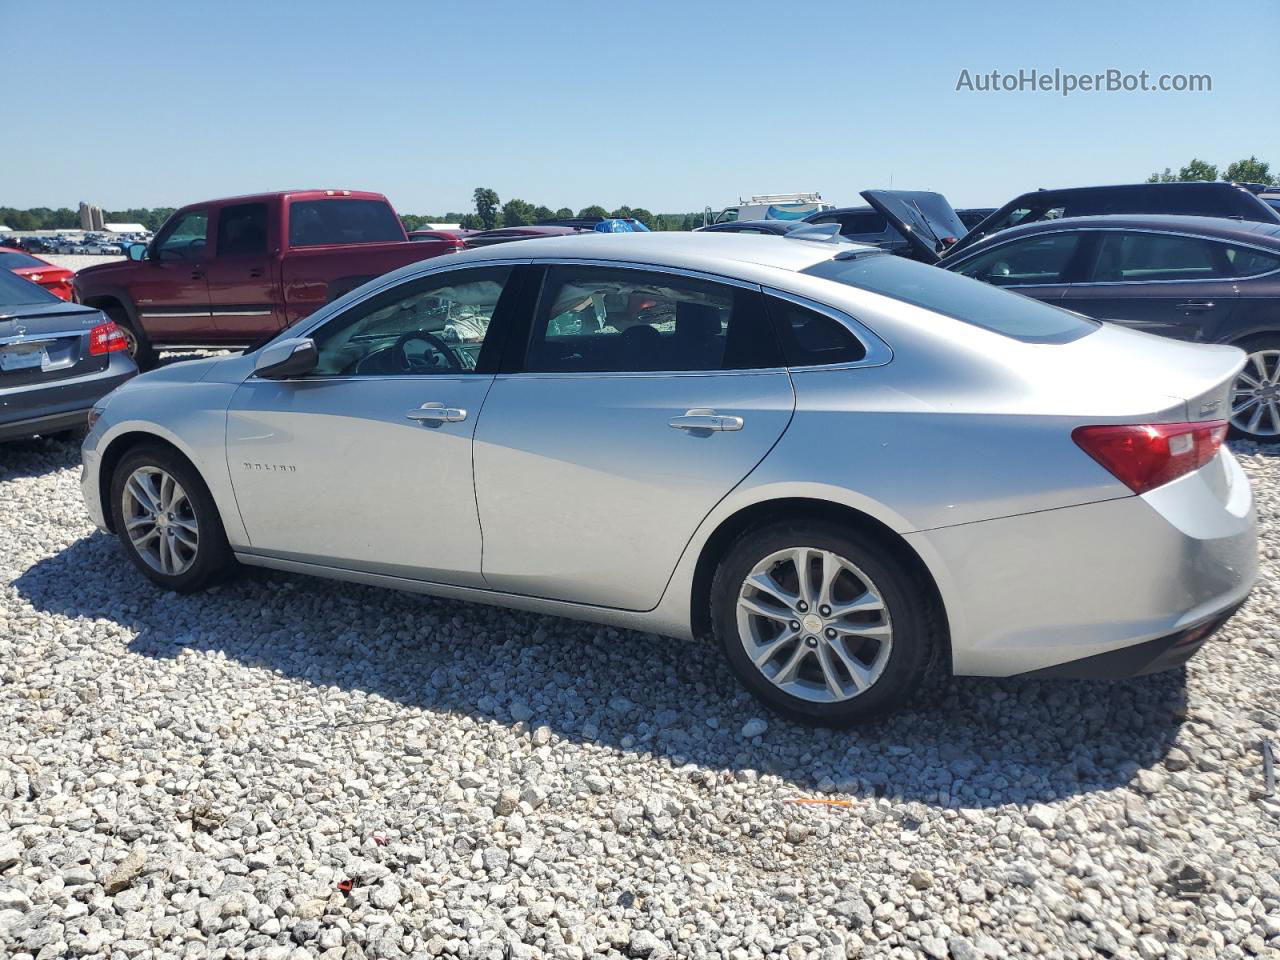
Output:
top-left (805, 254), bottom-right (1098, 344)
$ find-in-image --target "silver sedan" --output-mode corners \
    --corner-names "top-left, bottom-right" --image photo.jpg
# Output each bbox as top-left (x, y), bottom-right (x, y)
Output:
top-left (80, 233), bottom-right (1258, 725)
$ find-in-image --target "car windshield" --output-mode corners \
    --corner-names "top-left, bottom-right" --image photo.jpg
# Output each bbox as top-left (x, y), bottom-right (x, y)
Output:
top-left (287, 199), bottom-right (404, 247)
top-left (0, 252), bottom-right (45, 269)
top-left (804, 253), bottom-right (1098, 344)
top-left (0, 267), bottom-right (61, 306)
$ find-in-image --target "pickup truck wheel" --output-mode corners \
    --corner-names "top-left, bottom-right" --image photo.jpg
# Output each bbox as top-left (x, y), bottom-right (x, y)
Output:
top-left (107, 308), bottom-right (156, 371)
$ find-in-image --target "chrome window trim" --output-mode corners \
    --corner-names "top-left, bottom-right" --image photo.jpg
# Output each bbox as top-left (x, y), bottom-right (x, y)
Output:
top-left (762, 286), bottom-right (894, 371)
top-left (950, 225), bottom-right (1280, 287)
top-left (529, 257), bottom-right (760, 290)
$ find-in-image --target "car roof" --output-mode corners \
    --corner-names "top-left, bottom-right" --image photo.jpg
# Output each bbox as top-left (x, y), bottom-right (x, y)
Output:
top-left (953, 213), bottom-right (1280, 250)
top-left (395, 231), bottom-right (866, 279)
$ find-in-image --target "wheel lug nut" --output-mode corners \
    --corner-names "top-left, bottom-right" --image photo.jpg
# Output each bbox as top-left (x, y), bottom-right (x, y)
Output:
top-left (819, 605), bottom-right (831, 616)
top-left (805, 636), bottom-right (818, 648)
top-left (789, 621), bottom-right (801, 631)
top-left (825, 628), bottom-right (837, 639)
top-left (797, 602), bottom-right (808, 612)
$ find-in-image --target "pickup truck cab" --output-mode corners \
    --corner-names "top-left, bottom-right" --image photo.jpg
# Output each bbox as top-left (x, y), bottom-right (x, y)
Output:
top-left (74, 190), bottom-right (461, 368)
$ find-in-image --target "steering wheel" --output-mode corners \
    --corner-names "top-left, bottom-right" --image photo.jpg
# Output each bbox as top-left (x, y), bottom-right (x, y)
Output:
top-left (391, 330), bottom-right (463, 373)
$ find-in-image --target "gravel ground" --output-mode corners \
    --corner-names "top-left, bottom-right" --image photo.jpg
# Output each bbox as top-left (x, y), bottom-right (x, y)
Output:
top-left (0, 436), bottom-right (1277, 960)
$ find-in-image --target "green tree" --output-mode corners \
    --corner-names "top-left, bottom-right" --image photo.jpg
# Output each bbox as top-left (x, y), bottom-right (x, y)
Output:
top-left (531, 205), bottom-right (554, 223)
top-left (578, 204), bottom-right (609, 219)
top-left (1223, 156), bottom-right (1274, 186)
top-left (459, 213), bottom-right (481, 230)
top-left (553, 207), bottom-right (574, 219)
top-left (1146, 168), bottom-right (1176, 183)
top-left (500, 198), bottom-right (536, 227)
top-left (1178, 158), bottom-right (1219, 181)
top-left (628, 207), bottom-right (655, 228)
top-left (609, 206), bottom-right (634, 219)
top-left (473, 187), bottom-right (500, 230)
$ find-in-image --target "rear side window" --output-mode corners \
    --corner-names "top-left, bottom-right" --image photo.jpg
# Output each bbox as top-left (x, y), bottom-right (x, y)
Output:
top-left (216, 203), bottom-right (268, 257)
top-left (810, 212), bottom-right (888, 236)
top-left (288, 199), bottom-right (404, 247)
top-left (952, 233), bottom-right (1082, 286)
top-left (1087, 232), bottom-right (1232, 282)
top-left (766, 296), bottom-right (866, 366)
top-left (0, 267), bottom-right (60, 305)
top-left (805, 254), bottom-right (1097, 344)
top-left (1224, 244), bottom-right (1280, 277)
top-left (0, 252), bottom-right (44, 269)
top-left (524, 266), bottom-right (780, 373)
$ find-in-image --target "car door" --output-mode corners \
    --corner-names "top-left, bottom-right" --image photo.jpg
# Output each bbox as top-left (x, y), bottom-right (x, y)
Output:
top-left (205, 201), bottom-right (282, 342)
top-left (1057, 230), bottom-right (1239, 341)
top-left (133, 208), bottom-right (212, 340)
top-left (225, 264), bottom-right (522, 584)
top-left (472, 262), bottom-right (795, 610)
top-left (945, 230), bottom-right (1087, 305)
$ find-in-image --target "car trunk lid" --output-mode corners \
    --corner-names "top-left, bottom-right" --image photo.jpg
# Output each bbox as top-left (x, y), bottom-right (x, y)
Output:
top-left (860, 190), bottom-right (969, 264)
top-left (0, 303), bottom-right (108, 386)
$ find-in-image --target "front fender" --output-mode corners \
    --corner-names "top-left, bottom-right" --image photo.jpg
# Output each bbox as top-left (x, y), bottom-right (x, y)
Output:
top-left (87, 381), bottom-right (247, 547)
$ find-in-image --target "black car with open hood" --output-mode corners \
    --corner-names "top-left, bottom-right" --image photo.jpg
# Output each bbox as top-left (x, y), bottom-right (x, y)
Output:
top-left (863, 181), bottom-right (1280, 264)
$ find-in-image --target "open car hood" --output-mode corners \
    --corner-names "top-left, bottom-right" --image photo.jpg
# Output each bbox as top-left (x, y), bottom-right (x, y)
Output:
top-left (860, 190), bottom-right (968, 264)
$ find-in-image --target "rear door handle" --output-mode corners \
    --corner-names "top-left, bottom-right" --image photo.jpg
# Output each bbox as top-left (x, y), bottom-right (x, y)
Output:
top-left (1178, 300), bottom-right (1215, 311)
top-left (669, 408), bottom-right (744, 432)
top-left (190, 270), bottom-right (204, 280)
top-left (248, 268), bottom-right (264, 278)
top-left (407, 401), bottom-right (466, 423)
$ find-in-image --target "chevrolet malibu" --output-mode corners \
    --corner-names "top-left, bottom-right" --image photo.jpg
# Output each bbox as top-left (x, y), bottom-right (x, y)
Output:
top-left (80, 233), bottom-right (1257, 725)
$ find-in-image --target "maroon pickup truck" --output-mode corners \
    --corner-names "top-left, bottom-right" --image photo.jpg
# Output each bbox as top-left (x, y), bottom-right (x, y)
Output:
top-left (74, 190), bottom-right (462, 368)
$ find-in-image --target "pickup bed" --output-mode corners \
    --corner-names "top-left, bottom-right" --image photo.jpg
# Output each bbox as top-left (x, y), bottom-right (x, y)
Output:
top-left (74, 190), bottom-right (462, 368)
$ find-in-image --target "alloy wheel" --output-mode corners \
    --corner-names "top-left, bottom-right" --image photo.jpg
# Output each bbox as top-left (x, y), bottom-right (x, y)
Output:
top-left (122, 466), bottom-right (200, 576)
top-left (735, 547), bottom-right (893, 703)
top-left (118, 323), bottom-right (139, 359)
top-left (1231, 350), bottom-right (1280, 438)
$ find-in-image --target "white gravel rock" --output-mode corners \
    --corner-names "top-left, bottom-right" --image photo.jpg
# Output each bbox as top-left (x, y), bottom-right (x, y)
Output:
top-left (0, 435), bottom-right (1277, 960)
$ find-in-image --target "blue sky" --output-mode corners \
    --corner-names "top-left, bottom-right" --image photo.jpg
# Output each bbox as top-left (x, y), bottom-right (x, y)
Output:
top-left (3, 1), bottom-right (1272, 214)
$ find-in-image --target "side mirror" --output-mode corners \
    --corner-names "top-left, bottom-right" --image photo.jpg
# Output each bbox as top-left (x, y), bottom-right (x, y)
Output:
top-left (254, 338), bottom-right (317, 379)
top-left (127, 243), bottom-right (148, 262)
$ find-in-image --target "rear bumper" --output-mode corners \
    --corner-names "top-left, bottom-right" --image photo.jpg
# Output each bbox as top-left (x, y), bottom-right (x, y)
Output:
top-left (1017, 601), bottom-right (1243, 679)
top-left (908, 448), bottom-right (1257, 677)
top-left (0, 358), bottom-right (135, 442)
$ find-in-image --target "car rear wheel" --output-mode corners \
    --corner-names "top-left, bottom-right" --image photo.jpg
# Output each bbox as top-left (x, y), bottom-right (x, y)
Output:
top-left (711, 522), bottom-right (934, 726)
top-left (107, 308), bottom-right (156, 371)
top-left (109, 445), bottom-right (236, 592)
top-left (1229, 338), bottom-right (1280, 443)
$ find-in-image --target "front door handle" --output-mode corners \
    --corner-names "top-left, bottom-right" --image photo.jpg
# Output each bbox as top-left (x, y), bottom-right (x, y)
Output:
top-left (190, 270), bottom-right (204, 281)
top-left (248, 267), bottom-right (264, 278)
top-left (669, 408), bottom-right (744, 432)
top-left (1178, 300), bottom-right (1215, 311)
top-left (407, 401), bottom-right (466, 423)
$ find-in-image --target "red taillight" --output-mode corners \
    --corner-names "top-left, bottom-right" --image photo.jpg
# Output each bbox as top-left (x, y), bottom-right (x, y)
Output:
top-left (89, 321), bottom-right (129, 356)
top-left (1072, 420), bottom-right (1228, 494)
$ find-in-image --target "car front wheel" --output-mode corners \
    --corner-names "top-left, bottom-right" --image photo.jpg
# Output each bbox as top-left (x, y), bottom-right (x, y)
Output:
top-left (1230, 338), bottom-right (1280, 443)
top-left (711, 521), bottom-right (934, 726)
top-left (109, 444), bottom-right (236, 592)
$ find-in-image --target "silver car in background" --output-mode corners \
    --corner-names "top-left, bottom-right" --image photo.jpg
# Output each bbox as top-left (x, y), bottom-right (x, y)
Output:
top-left (80, 233), bottom-right (1256, 725)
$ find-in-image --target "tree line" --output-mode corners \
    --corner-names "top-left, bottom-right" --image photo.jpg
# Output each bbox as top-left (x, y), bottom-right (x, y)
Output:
top-left (1146, 155), bottom-right (1275, 185)
top-left (2, 192), bottom-right (706, 234)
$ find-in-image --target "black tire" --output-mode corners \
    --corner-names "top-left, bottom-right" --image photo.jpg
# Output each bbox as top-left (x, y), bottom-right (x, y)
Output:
top-left (106, 307), bottom-right (156, 372)
top-left (1228, 335), bottom-right (1280, 444)
top-left (109, 443), bottom-right (237, 592)
top-left (710, 521), bottom-right (935, 726)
